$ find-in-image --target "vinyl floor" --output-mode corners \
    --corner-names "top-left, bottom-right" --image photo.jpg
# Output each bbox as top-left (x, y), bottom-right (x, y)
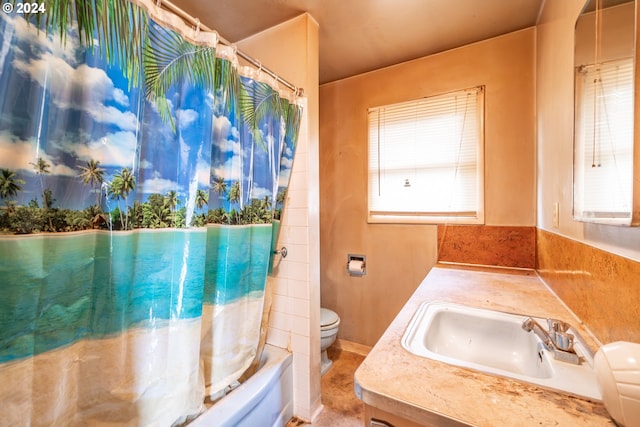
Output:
top-left (286, 346), bottom-right (366, 427)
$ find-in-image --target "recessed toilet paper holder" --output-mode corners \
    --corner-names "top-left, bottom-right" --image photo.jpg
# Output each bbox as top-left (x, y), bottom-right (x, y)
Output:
top-left (347, 254), bottom-right (366, 276)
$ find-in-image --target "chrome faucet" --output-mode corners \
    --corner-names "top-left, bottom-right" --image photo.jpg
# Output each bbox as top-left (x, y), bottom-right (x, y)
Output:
top-left (521, 317), bottom-right (581, 365)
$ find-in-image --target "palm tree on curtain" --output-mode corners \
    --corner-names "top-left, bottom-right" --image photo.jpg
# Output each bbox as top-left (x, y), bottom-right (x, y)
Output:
top-left (0, 169), bottom-right (25, 201)
top-left (284, 101), bottom-right (303, 150)
top-left (276, 188), bottom-right (287, 207)
top-left (241, 82), bottom-right (286, 209)
top-left (193, 188), bottom-right (209, 226)
top-left (143, 20), bottom-right (217, 131)
top-left (108, 167), bottom-right (135, 230)
top-left (261, 195), bottom-right (272, 212)
top-left (165, 190), bottom-right (179, 226)
top-left (143, 6), bottom-right (291, 146)
top-left (275, 188), bottom-right (287, 220)
top-left (212, 176), bottom-right (227, 197)
top-left (260, 195), bottom-right (272, 222)
top-left (242, 81), bottom-right (285, 151)
top-left (78, 159), bottom-right (105, 209)
top-left (4, 201), bottom-right (17, 217)
top-left (29, 157), bottom-right (50, 207)
top-left (195, 189), bottom-right (208, 210)
top-left (227, 181), bottom-right (241, 212)
top-left (142, 194), bottom-right (171, 228)
top-left (0, 169), bottom-right (24, 227)
top-left (129, 200), bottom-right (144, 228)
top-left (29, 157), bottom-right (54, 230)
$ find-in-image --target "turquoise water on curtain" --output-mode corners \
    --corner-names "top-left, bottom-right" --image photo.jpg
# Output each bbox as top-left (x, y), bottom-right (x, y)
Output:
top-left (0, 225), bottom-right (272, 363)
top-left (204, 225), bottom-right (272, 305)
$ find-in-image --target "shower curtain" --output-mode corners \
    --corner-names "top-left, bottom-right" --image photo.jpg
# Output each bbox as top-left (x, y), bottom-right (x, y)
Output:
top-left (0, 1), bottom-right (302, 425)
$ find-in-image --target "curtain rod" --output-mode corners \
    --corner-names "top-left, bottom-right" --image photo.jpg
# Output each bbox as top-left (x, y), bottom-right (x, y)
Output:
top-left (159, 0), bottom-right (304, 96)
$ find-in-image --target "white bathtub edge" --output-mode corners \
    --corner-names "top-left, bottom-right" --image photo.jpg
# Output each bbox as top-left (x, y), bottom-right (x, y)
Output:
top-left (189, 344), bottom-right (293, 427)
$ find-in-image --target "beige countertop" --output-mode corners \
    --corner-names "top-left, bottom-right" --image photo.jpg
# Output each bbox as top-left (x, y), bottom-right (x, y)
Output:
top-left (354, 263), bottom-right (615, 426)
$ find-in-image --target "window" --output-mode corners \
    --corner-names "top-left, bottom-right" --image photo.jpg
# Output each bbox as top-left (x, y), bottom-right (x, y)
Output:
top-left (368, 86), bottom-right (485, 224)
top-left (574, 57), bottom-right (634, 223)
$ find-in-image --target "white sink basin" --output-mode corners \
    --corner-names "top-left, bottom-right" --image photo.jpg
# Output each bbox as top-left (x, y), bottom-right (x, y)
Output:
top-left (401, 302), bottom-right (602, 401)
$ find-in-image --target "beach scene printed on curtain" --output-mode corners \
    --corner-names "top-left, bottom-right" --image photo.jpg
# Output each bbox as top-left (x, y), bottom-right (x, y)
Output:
top-left (0, 0), bottom-right (302, 425)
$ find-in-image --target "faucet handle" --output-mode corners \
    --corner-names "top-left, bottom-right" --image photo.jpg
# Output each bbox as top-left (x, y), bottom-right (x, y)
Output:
top-left (547, 319), bottom-right (574, 351)
top-left (553, 330), bottom-right (575, 352)
top-left (547, 318), bottom-right (571, 333)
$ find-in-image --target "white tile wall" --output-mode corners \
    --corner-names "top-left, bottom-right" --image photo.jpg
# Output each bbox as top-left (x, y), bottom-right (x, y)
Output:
top-left (265, 98), bottom-right (321, 421)
top-left (291, 314), bottom-right (310, 337)
top-left (289, 278), bottom-right (309, 300)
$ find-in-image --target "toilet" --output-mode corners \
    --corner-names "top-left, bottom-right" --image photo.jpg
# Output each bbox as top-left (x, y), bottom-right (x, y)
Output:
top-left (320, 308), bottom-right (340, 375)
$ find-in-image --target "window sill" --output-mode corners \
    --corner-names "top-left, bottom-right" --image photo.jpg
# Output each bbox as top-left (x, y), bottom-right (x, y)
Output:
top-left (367, 213), bottom-right (484, 225)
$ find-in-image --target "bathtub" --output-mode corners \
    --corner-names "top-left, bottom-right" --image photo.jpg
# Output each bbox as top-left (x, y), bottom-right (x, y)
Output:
top-left (189, 344), bottom-right (293, 427)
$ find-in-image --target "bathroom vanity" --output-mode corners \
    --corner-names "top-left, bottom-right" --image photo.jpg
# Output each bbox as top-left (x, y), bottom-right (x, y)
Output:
top-left (354, 263), bottom-right (615, 426)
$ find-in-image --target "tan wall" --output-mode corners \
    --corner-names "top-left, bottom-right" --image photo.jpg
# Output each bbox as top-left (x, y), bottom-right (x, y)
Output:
top-left (319, 29), bottom-right (536, 347)
top-left (536, 0), bottom-right (640, 345)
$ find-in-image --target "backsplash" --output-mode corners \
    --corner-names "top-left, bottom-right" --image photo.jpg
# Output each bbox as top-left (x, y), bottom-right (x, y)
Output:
top-left (536, 229), bottom-right (640, 345)
top-left (437, 225), bottom-right (536, 269)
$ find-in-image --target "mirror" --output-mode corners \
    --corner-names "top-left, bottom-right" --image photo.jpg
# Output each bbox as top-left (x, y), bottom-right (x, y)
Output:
top-left (573, 0), bottom-right (638, 225)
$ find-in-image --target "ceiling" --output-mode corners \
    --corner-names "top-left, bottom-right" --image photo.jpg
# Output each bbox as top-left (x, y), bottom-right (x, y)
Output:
top-left (170, 0), bottom-right (545, 85)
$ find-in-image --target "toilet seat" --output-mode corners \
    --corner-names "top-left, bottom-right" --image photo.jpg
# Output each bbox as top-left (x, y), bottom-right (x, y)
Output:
top-left (320, 308), bottom-right (340, 375)
top-left (321, 308), bottom-right (340, 330)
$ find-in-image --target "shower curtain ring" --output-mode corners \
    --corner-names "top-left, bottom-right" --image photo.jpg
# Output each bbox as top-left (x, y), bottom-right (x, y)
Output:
top-left (156, 0), bottom-right (161, 7)
top-left (194, 18), bottom-right (201, 37)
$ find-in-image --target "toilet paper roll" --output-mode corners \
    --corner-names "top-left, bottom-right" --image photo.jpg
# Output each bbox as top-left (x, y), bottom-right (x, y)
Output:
top-left (348, 259), bottom-right (364, 274)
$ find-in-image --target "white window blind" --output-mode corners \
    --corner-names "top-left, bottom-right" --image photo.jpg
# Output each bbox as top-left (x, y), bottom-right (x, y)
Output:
top-left (368, 86), bottom-right (484, 223)
top-left (574, 57), bottom-right (634, 222)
